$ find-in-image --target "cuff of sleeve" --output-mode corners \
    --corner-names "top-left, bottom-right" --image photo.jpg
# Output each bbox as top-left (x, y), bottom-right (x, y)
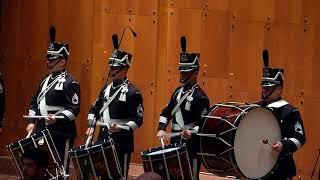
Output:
top-left (191, 126), bottom-right (199, 133)
top-left (60, 110), bottom-right (76, 121)
top-left (159, 116), bottom-right (168, 124)
top-left (281, 139), bottom-right (298, 154)
top-left (88, 114), bottom-right (96, 127)
top-left (28, 110), bottom-right (36, 116)
top-left (28, 110), bottom-right (36, 124)
top-left (88, 119), bottom-right (96, 127)
top-left (126, 121), bottom-right (138, 131)
top-left (158, 122), bottom-right (166, 131)
top-left (288, 138), bottom-right (301, 149)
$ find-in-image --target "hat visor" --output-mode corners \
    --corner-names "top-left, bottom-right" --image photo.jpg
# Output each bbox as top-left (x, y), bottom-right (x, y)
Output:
top-left (108, 61), bottom-right (127, 67)
top-left (46, 54), bottom-right (62, 61)
top-left (179, 66), bottom-right (198, 72)
top-left (261, 81), bottom-right (278, 87)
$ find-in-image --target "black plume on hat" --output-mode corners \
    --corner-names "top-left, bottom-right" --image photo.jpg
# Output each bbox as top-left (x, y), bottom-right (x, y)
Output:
top-left (108, 32), bottom-right (132, 67)
top-left (49, 26), bottom-right (55, 43)
top-left (178, 36), bottom-right (200, 72)
top-left (261, 49), bottom-right (284, 87)
top-left (112, 34), bottom-right (119, 50)
top-left (262, 49), bottom-right (269, 67)
top-left (181, 36), bottom-right (186, 53)
top-left (46, 25), bottom-right (70, 60)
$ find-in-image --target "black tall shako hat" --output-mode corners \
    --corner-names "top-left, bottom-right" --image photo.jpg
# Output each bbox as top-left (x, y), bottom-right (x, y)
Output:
top-left (108, 26), bottom-right (138, 67)
top-left (46, 26), bottom-right (70, 60)
top-left (108, 34), bottom-right (132, 67)
top-left (178, 36), bottom-right (200, 72)
top-left (261, 49), bottom-right (284, 87)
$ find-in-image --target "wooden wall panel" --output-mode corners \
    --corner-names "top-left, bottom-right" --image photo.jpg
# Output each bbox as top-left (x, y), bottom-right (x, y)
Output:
top-left (200, 77), bottom-right (228, 104)
top-left (302, 0), bottom-right (320, 25)
top-left (297, 96), bottom-right (320, 178)
top-left (104, 0), bottom-right (157, 15)
top-left (207, 0), bottom-right (230, 11)
top-left (228, 21), bottom-right (265, 97)
top-left (264, 23), bottom-right (304, 97)
top-left (170, 0), bottom-right (205, 9)
top-left (230, 0), bottom-right (274, 21)
top-left (200, 10), bottom-right (232, 79)
top-left (274, 0), bottom-right (302, 24)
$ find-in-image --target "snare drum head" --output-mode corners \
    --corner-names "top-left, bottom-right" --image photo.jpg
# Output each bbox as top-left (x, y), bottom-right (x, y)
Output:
top-left (234, 107), bottom-right (281, 179)
top-left (147, 147), bottom-right (180, 156)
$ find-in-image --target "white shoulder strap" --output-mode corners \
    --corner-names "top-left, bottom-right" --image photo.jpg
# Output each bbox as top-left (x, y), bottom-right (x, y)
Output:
top-left (99, 84), bottom-right (123, 117)
top-left (171, 87), bottom-right (191, 116)
top-left (38, 75), bottom-right (51, 116)
top-left (267, 99), bottom-right (289, 108)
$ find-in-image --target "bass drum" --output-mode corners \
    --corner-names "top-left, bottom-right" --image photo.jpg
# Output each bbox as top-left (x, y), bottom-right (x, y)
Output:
top-left (198, 102), bottom-right (281, 179)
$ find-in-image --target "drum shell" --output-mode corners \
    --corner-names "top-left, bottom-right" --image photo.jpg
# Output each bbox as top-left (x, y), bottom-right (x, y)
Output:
top-left (6, 129), bottom-right (61, 178)
top-left (141, 145), bottom-right (192, 180)
top-left (69, 139), bottom-right (122, 180)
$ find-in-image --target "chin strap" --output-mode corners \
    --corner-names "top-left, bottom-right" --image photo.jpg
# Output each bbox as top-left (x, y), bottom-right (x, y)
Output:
top-left (47, 58), bottom-right (62, 69)
top-left (262, 85), bottom-right (278, 101)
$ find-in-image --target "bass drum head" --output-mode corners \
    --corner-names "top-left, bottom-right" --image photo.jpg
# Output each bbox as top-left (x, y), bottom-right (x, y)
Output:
top-left (234, 107), bottom-right (281, 179)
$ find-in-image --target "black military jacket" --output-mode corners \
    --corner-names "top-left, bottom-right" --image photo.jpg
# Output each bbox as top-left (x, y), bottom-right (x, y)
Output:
top-left (88, 78), bottom-right (143, 152)
top-left (158, 83), bottom-right (210, 155)
top-left (29, 70), bottom-right (80, 139)
top-left (258, 98), bottom-right (306, 178)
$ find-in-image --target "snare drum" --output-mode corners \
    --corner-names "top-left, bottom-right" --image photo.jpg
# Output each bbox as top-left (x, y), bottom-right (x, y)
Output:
top-left (6, 129), bottom-right (61, 178)
top-left (198, 102), bottom-right (281, 179)
top-left (141, 145), bottom-right (192, 180)
top-left (69, 139), bottom-right (122, 180)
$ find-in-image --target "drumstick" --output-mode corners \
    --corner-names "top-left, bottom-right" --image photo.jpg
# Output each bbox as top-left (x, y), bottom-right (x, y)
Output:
top-left (85, 136), bottom-right (92, 148)
top-left (96, 121), bottom-right (130, 131)
top-left (23, 115), bottom-right (65, 119)
top-left (26, 132), bottom-right (32, 138)
top-left (160, 138), bottom-right (165, 149)
top-left (169, 132), bottom-right (181, 138)
top-left (262, 139), bottom-right (274, 146)
top-left (169, 129), bottom-right (198, 138)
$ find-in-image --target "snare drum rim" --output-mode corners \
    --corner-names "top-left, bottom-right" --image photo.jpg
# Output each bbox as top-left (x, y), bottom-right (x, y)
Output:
top-left (141, 144), bottom-right (187, 160)
top-left (6, 129), bottom-right (51, 149)
top-left (69, 140), bottom-right (113, 157)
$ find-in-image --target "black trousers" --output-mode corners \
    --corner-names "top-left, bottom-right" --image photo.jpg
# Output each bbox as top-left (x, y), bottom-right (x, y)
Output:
top-left (52, 135), bottom-right (74, 175)
top-left (116, 150), bottom-right (131, 180)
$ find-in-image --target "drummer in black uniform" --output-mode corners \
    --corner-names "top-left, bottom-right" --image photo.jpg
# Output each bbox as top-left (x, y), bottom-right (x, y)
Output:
top-left (85, 33), bottom-right (143, 179)
top-left (256, 50), bottom-right (306, 180)
top-left (26, 26), bottom-right (80, 172)
top-left (156, 36), bottom-right (210, 180)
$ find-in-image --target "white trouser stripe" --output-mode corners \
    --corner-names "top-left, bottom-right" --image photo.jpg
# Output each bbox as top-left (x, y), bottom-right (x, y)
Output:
top-left (63, 139), bottom-right (70, 172)
top-left (124, 153), bottom-right (128, 180)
